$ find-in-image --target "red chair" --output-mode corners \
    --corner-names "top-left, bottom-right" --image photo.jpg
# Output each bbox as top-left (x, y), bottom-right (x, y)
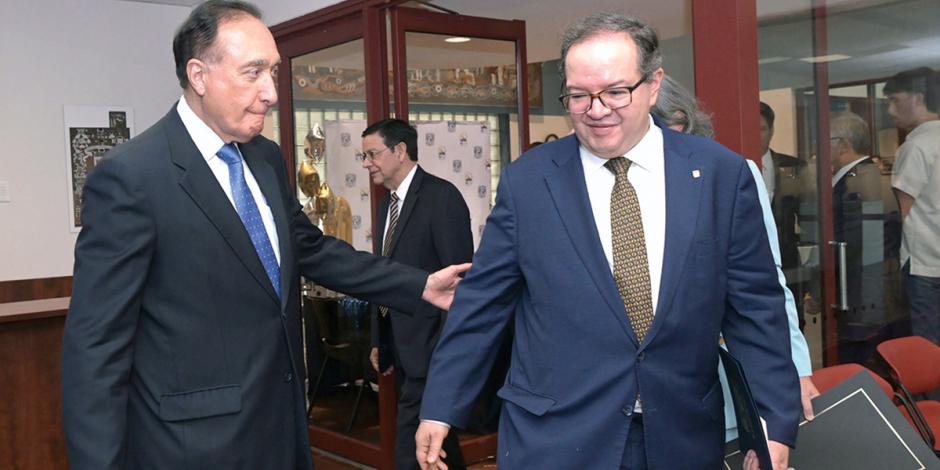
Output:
top-left (876, 336), bottom-right (940, 454)
top-left (811, 363), bottom-right (894, 399)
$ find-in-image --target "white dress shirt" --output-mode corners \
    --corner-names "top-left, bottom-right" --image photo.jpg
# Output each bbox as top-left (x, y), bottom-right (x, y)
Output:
top-left (580, 115), bottom-right (665, 317)
top-left (383, 164), bottom-right (418, 245)
top-left (761, 149), bottom-right (775, 201)
top-left (176, 96), bottom-right (281, 264)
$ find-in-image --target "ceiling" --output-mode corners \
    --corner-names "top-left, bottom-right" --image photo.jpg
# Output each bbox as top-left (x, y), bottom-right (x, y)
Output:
top-left (119, 0), bottom-right (940, 90)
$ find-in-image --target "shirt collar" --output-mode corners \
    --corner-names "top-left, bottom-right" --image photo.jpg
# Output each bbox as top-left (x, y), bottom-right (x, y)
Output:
top-left (579, 115), bottom-right (663, 174)
top-left (177, 95), bottom-right (228, 162)
top-left (832, 155), bottom-right (870, 187)
top-left (393, 164), bottom-right (418, 200)
top-left (908, 119), bottom-right (940, 139)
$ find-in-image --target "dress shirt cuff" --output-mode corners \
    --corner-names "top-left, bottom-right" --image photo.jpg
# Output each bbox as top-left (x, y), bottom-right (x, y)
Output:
top-left (420, 419), bottom-right (451, 429)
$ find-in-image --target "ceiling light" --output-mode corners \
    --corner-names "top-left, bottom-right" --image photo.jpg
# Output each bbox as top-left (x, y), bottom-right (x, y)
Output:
top-left (445, 37), bottom-right (471, 43)
top-left (799, 54), bottom-right (852, 63)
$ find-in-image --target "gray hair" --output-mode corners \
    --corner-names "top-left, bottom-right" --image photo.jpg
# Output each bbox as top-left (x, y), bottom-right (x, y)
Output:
top-left (830, 111), bottom-right (870, 155)
top-left (559, 13), bottom-right (662, 89)
top-left (651, 75), bottom-right (714, 138)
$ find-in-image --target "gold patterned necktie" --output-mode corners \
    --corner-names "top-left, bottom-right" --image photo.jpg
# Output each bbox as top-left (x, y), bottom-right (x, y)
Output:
top-left (605, 157), bottom-right (655, 343)
top-left (379, 192), bottom-right (400, 317)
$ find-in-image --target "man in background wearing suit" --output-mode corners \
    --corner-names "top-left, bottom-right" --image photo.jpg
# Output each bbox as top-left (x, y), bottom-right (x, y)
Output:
top-left (830, 111), bottom-right (900, 363)
top-left (362, 119), bottom-right (473, 470)
top-left (760, 101), bottom-right (808, 328)
top-left (416, 13), bottom-right (799, 470)
top-left (61, 3), bottom-right (467, 469)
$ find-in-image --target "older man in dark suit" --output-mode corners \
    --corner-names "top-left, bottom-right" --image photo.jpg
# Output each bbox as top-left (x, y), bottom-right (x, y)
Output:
top-left (61, 2), bottom-right (467, 469)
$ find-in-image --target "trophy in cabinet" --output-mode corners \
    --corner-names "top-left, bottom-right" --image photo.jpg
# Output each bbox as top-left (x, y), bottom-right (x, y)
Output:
top-left (298, 125), bottom-right (353, 299)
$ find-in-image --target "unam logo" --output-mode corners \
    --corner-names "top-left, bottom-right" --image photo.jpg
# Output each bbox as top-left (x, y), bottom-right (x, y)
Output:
top-left (425, 133), bottom-right (435, 146)
top-left (352, 215), bottom-right (362, 229)
top-left (477, 185), bottom-right (487, 198)
top-left (452, 160), bottom-right (462, 173)
top-left (340, 132), bottom-right (351, 147)
top-left (345, 173), bottom-right (356, 187)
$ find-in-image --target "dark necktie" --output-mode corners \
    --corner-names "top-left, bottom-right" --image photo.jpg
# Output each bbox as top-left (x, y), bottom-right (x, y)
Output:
top-left (216, 143), bottom-right (281, 299)
top-left (605, 157), bottom-right (654, 343)
top-left (379, 192), bottom-right (400, 317)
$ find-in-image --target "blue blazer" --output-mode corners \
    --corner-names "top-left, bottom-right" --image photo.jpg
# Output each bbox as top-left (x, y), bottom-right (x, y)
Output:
top-left (421, 123), bottom-right (800, 468)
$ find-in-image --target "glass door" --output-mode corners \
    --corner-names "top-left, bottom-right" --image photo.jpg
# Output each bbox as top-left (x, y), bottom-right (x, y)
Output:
top-left (757, 0), bottom-right (939, 367)
top-left (388, 6), bottom-right (530, 462)
top-left (273, 11), bottom-right (391, 468)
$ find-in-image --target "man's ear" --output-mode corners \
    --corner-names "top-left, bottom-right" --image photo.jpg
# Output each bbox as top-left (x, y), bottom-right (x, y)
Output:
top-left (187, 58), bottom-right (209, 96)
top-left (395, 142), bottom-right (408, 160)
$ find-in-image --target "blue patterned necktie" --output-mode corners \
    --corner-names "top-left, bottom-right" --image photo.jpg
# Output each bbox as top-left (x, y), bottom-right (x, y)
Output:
top-left (217, 143), bottom-right (281, 298)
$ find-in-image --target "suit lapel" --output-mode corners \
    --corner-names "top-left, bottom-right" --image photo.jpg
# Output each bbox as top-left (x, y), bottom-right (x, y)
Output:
top-left (386, 165), bottom-right (424, 256)
top-left (242, 140), bottom-right (293, 311)
top-left (641, 130), bottom-right (702, 349)
top-left (166, 109), bottom-right (280, 306)
top-left (544, 137), bottom-right (634, 342)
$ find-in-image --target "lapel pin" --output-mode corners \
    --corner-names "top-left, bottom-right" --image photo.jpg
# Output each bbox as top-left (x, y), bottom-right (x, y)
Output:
top-left (692, 170), bottom-right (701, 178)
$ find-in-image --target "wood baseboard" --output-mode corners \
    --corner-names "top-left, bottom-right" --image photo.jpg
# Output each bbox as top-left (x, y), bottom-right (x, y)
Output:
top-left (0, 276), bottom-right (72, 304)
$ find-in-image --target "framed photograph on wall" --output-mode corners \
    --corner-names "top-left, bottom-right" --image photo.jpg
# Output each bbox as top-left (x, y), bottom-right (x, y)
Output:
top-left (63, 106), bottom-right (134, 232)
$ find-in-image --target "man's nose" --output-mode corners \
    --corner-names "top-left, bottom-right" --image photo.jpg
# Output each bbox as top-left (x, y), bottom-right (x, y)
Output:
top-left (259, 71), bottom-right (278, 106)
top-left (585, 96), bottom-right (612, 119)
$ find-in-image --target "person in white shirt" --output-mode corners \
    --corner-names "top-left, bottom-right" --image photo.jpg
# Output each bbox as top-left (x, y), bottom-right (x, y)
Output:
top-left (885, 67), bottom-right (940, 346)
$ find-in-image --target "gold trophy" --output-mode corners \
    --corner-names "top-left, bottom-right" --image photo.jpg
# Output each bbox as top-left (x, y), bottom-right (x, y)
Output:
top-left (298, 125), bottom-right (354, 299)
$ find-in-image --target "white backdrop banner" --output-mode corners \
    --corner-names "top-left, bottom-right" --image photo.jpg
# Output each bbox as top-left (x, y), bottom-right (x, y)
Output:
top-left (323, 119), bottom-right (492, 252)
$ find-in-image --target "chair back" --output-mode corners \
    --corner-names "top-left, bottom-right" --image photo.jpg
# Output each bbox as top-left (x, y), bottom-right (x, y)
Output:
top-left (877, 336), bottom-right (940, 395)
top-left (812, 363), bottom-right (895, 399)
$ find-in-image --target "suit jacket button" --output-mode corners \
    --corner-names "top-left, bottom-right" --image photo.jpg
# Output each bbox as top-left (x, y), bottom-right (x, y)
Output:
top-left (622, 406), bottom-right (632, 417)
top-left (284, 372), bottom-right (293, 383)
top-left (637, 352), bottom-right (645, 361)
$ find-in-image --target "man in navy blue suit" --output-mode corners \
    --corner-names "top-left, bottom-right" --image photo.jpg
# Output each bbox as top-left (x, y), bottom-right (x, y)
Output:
top-left (416, 13), bottom-right (799, 470)
top-left (61, 2), bottom-right (467, 469)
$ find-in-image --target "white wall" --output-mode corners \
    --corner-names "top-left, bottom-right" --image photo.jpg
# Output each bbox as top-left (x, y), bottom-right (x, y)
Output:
top-left (0, 0), bottom-right (343, 281)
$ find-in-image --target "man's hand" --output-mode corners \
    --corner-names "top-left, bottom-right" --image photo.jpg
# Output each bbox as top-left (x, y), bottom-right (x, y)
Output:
top-left (742, 441), bottom-right (790, 470)
top-left (800, 376), bottom-right (820, 420)
top-left (422, 263), bottom-right (472, 310)
top-left (416, 421), bottom-right (450, 470)
top-left (370, 347), bottom-right (393, 376)
top-left (768, 440), bottom-right (790, 470)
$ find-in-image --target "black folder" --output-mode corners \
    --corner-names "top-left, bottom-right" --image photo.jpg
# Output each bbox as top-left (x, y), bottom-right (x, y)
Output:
top-left (719, 348), bottom-right (773, 470)
top-left (724, 370), bottom-right (940, 469)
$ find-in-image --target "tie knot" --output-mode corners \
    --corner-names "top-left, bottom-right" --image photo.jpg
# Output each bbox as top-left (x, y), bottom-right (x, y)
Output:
top-left (217, 143), bottom-right (242, 166)
top-left (604, 156), bottom-right (632, 176)
top-left (390, 191), bottom-right (399, 202)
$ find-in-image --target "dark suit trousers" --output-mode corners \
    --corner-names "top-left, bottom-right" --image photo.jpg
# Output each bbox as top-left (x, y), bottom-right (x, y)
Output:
top-left (620, 414), bottom-right (647, 470)
top-left (395, 366), bottom-right (465, 470)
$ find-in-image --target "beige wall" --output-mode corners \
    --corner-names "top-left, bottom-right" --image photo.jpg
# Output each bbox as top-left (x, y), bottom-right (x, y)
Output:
top-left (759, 88), bottom-right (798, 157)
top-left (509, 114), bottom-right (572, 161)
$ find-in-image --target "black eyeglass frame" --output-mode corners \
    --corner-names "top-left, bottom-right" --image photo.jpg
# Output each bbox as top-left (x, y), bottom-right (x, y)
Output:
top-left (558, 75), bottom-right (648, 114)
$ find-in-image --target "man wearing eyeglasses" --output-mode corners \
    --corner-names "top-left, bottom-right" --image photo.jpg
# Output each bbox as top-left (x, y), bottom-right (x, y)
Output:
top-left (416, 13), bottom-right (798, 470)
top-left (361, 119), bottom-right (472, 470)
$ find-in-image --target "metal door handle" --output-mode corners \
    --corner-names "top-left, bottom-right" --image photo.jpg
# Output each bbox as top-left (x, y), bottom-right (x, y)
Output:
top-left (829, 241), bottom-right (848, 311)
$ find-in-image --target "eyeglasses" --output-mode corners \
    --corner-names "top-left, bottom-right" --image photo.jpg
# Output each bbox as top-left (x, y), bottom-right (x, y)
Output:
top-left (363, 147), bottom-right (391, 161)
top-left (559, 75), bottom-right (648, 114)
